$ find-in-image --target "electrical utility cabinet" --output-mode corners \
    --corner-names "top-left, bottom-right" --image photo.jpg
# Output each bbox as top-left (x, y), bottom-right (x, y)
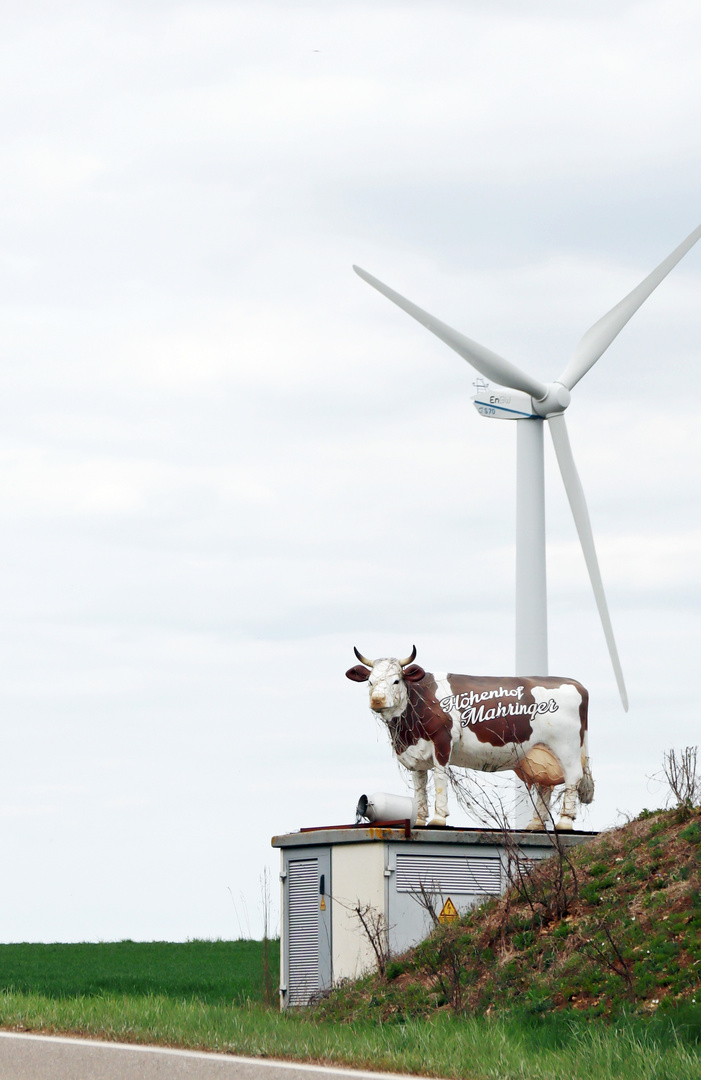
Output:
top-left (272, 823), bottom-right (596, 1007)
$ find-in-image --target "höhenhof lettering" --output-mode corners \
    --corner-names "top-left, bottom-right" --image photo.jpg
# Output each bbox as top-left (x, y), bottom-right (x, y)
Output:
top-left (439, 686), bottom-right (560, 728)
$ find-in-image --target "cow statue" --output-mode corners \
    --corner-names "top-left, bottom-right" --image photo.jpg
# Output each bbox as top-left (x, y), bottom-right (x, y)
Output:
top-left (346, 646), bottom-right (594, 831)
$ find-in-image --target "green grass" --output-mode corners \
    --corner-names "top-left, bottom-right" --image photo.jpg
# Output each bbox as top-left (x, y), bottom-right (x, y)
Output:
top-left (0, 940), bottom-right (279, 1005)
top-left (0, 991), bottom-right (700, 1079)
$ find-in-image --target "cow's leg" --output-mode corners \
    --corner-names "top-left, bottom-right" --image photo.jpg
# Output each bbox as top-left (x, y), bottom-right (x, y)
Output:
top-left (412, 770), bottom-right (429, 827)
top-left (524, 784), bottom-right (552, 831)
top-left (555, 753), bottom-right (586, 830)
top-left (428, 763), bottom-right (449, 826)
top-left (556, 785), bottom-right (578, 831)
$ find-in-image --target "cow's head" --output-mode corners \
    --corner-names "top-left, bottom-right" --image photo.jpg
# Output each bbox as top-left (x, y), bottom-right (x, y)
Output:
top-left (346, 646), bottom-right (425, 719)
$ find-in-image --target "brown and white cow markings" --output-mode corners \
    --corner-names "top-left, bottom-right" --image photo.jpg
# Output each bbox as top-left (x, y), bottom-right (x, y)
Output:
top-left (438, 673), bottom-right (588, 749)
top-left (346, 651), bottom-right (593, 831)
top-left (387, 670), bottom-right (453, 765)
top-left (389, 673), bottom-right (587, 757)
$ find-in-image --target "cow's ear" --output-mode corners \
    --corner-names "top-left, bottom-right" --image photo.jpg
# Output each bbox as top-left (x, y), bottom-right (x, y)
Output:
top-left (402, 664), bottom-right (425, 682)
top-left (346, 665), bottom-right (371, 682)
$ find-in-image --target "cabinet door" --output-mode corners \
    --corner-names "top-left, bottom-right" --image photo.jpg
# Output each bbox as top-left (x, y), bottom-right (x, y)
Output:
top-left (285, 848), bottom-right (331, 1005)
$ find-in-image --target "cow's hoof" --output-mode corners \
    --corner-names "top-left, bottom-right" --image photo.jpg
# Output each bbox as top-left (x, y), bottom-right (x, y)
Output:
top-left (415, 816), bottom-right (427, 827)
top-left (427, 816), bottom-right (447, 827)
top-left (524, 818), bottom-right (545, 831)
top-left (555, 816), bottom-right (574, 831)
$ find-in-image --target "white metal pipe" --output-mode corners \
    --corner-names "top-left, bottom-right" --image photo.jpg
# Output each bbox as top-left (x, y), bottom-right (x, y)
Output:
top-left (358, 792), bottom-right (418, 826)
top-left (515, 419), bottom-right (548, 675)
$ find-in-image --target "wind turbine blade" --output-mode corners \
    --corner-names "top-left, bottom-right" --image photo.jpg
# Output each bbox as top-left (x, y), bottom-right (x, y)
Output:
top-left (353, 265), bottom-right (548, 400)
top-left (559, 223), bottom-right (701, 391)
top-left (548, 413), bottom-right (628, 711)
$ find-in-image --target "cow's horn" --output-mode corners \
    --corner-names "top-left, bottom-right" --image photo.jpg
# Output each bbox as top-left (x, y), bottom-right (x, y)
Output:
top-left (399, 645), bottom-right (417, 667)
top-left (354, 646), bottom-right (374, 668)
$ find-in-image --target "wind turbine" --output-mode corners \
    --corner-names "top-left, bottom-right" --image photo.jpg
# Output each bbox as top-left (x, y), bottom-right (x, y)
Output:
top-left (354, 224), bottom-right (701, 711)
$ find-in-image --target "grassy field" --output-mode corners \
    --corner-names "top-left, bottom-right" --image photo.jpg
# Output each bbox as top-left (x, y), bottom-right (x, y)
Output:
top-left (0, 939), bottom-right (279, 1005)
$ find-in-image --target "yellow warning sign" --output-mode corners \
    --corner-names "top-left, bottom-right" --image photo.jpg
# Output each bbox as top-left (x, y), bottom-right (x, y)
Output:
top-left (438, 897), bottom-right (458, 924)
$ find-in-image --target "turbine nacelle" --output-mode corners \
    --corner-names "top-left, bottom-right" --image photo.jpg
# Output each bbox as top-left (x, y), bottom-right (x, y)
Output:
top-left (472, 381), bottom-right (571, 420)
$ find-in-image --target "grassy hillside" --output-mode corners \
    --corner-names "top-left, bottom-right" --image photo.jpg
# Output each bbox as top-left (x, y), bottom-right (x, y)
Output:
top-left (317, 807), bottom-right (701, 1031)
top-left (0, 939), bottom-right (279, 1005)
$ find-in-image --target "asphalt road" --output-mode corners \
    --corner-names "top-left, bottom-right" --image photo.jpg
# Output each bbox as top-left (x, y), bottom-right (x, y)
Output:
top-left (0, 1033), bottom-right (421, 1080)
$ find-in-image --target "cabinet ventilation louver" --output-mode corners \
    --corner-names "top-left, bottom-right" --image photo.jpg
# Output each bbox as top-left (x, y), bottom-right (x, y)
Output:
top-left (287, 859), bottom-right (319, 1005)
top-left (396, 853), bottom-right (501, 894)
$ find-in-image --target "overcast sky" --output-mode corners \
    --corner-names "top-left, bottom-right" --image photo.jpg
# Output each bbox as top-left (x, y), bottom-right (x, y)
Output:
top-left (1, 0), bottom-right (699, 942)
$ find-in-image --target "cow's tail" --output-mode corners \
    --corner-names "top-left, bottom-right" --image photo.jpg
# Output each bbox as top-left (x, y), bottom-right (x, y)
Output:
top-left (578, 733), bottom-right (595, 805)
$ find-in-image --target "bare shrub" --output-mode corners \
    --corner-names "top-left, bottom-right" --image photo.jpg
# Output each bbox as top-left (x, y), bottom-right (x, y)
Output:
top-left (353, 902), bottom-right (391, 979)
top-left (410, 878), bottom-right (442, 929)
top-left (662, 747), bottom-right (700, 819)
top-left (407, 873), bottom-right (467, 1010)
top-left (419, 925), bottom-right (466, 1013)
top-left (577, 918), bottom-right (634, 1000)
top-left (447, 767), bottom-right (579, 924)
top-left (260, 867), bottom-right (276, 1007)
